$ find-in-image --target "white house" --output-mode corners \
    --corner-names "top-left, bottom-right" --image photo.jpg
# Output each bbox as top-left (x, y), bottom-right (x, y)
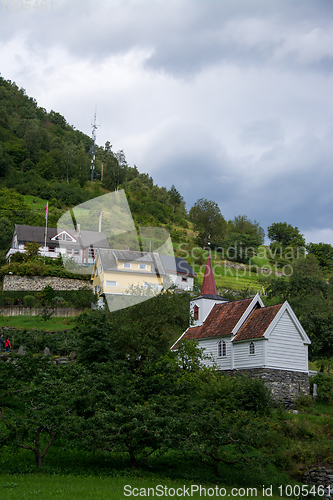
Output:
top-left (6, 224), bottom-right (110, 265)
top-left (172, 255), bottom-right (311, 402)
top-left (159, 254), bottom-right (196, 291)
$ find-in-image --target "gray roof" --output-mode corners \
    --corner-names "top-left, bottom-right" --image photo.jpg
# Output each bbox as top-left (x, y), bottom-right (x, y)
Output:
top-left (191, 294), bottom-right (228, 301)
top-left (79, 231), bottom-right (110, 249)
top-left (14, 225), bottom-right (63, 246)
top-left (160, 255), bottom-right (196, 276)
top-left (98, 248), bottom-right (118, 271)
top-left (112, 250), bottom-right (153, 262)
top-left (97, 248), bottom-right (166, 276)
top-left (13, 225), bottom-right (109, 249)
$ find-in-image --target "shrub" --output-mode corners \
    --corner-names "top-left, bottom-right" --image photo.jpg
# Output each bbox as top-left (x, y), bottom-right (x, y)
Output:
top-left (52, 296), bottom-right (66, 306)
top-left (23, 295), bottom-right (35, 307)
top-left (312, 372), bottom-right (333, 403)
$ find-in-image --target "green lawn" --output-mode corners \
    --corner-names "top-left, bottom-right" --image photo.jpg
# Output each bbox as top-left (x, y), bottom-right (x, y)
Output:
top-left (193, 262), bottom-right (268, 294)
top-left (0, 475), bottom-right (288, 500)
top-left (23, 195), bottom-right (48, 211)
top-left (0, 315), bottom-right (77, 331)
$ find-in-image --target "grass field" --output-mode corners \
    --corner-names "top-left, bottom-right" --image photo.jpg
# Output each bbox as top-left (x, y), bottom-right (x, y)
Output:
top-left (0, 315), bottom-right (77, 331)
top-left (0, 475), bottom-right (291, 500)
top-left (23, 195), bottom-right (49, 211)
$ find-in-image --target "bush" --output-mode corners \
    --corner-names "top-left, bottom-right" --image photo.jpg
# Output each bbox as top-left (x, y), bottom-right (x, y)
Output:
top-left (52, 296), bottom-right (67, 306)
top-left (312, 372), bottom-right (333, 403)
top-left (23, 295), bottom-right (35, 307)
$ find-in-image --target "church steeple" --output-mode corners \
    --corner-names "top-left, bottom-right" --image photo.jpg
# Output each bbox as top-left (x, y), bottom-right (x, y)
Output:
top-left (190, 253), bottom-right (228, 327)
top-left (200, 254), bottom-right (217, 296)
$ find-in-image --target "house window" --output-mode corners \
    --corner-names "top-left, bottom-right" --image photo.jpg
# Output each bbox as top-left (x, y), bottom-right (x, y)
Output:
top-left (123, 262), bottom-right (131, 269)
top-left (181, 277), bottom-right (188, 282)
top-left (217, 340), bottom-right (226, 357)
top-left (88, 247), bottom-right (94, 259)
top-left (194, 305), bottom-right (199, 321)
top-left (49, 246), bottom-right (55, 252)
top-left (249, 342), bottom-right (255, 355)
top-left (138, 263), bottom-right (147, 270)
top-left (66, 249), bottom-right (72, 255)
top-left (106, 280), bottom-right (117, 286)
top-left (73, 249), bottom-right (80, 256)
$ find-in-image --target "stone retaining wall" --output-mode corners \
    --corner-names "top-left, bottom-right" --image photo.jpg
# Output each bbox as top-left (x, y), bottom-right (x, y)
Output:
top-left (2, 275), bottom-right (92, 292)
top-left (222, 368), bottom-right (310, 404)
top-left (302, 467), bottom-right (333, 489)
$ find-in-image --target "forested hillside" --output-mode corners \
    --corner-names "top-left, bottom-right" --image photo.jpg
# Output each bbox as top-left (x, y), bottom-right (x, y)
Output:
top-left (0, 76), bottom-right (188, 252)
top-left (1, 75), bottom-right (333, 367)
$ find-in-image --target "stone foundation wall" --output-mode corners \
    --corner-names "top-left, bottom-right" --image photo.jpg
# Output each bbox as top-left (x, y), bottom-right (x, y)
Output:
top-left (222, 368), bottom-right (310, 404)
top-left (302, 467), bottom-right (333, 490)
top-left (2, 275), bottom-right (92, 292)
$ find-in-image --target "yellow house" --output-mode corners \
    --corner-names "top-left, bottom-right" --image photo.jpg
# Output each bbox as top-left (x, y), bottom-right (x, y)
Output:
top-left (91, 248), bottom-right (165, 298)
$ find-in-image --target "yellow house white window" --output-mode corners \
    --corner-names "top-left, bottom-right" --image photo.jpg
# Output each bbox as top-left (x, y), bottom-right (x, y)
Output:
top-left (123, 262), bottom-right (131, 269)
top-left (138, 263), bottom-right (147, 270)
top-left (106, 280), bottom-right (117, 286)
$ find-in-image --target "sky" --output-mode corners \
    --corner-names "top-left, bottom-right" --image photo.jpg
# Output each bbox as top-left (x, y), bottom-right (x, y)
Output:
top-left (1, 0), bottom-right (333, 245)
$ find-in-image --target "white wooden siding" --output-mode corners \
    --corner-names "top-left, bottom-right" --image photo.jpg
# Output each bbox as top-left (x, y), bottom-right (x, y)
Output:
top-left (233, 340), bottom-right (264, 369)
top-left (266, 310), bottom-right (307, 371)
top-left (199, 337), bottom-right (232, 369)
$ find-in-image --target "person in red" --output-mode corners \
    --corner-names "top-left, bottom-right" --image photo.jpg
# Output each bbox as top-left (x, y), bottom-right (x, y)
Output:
top-left (5, 337), bottom-right (11, 353)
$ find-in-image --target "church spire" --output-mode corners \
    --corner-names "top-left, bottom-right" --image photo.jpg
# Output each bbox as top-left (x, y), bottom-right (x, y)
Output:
top-left (200, 254), bottom-right (218, 296)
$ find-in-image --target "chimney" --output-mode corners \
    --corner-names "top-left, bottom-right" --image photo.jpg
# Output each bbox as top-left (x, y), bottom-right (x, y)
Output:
top-left (99, 211), bottom-right (102, 232)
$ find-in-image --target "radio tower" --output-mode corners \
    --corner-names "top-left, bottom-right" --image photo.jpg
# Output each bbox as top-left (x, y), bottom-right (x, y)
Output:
top-left (90, 106), bottom-right (100, 182)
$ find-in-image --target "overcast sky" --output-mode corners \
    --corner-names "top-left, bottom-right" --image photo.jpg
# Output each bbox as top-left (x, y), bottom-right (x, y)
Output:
top-left (1, 0), bottom-right (332, 244)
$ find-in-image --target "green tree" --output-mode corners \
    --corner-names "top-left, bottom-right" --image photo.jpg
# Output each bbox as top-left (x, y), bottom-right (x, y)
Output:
top-left (268, 222), bottom-right (305, 247)
top-left (267, 222), bottom-right (306, 266)
top-left (0, 217), bottom-right (13, 251)
top-left (189, 198), bottom-right (227, 248)
top-left (0, 356), bottom-right (85, 467)
top-left (307, 242), bottom-right (333, 273)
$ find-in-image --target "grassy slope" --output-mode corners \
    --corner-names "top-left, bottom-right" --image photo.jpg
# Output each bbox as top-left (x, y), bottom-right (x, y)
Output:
top-left (0, 315), bottom-right (76, 331)
top-left (0, 475), bottom-right (286, 500)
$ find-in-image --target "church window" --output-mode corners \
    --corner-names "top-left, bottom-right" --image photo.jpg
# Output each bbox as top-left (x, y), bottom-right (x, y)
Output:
top-left (194, 305), bottom-right (199, 320)
top-left (217, 340), bottom-right (226, 357)
top-left (249, 342), bottom-right (255, 355)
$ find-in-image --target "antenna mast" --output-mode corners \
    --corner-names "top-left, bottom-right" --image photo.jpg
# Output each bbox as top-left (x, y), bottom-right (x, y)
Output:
top-left (90, 106), bottom-right (100, 182)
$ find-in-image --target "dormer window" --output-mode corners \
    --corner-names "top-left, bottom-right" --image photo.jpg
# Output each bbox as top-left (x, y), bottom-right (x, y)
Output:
top-left (194, 305), bottom-right (199, 321)
top-left (138, 263), bottom-right (147, 270)
top-left (123, 262), bottom-right (131, 269)
top-left (217, 340), bottom-right (226, 357)
top-left (249, 342), bottom-right (255, 355)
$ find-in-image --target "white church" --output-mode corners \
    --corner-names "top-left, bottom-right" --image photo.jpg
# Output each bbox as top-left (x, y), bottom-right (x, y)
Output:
top-left (172, 255), bottom-right (311, 402)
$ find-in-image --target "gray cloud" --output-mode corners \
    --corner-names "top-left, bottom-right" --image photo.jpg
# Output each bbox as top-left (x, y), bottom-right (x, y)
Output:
top-left (0, 0), bottom-right (332, 244)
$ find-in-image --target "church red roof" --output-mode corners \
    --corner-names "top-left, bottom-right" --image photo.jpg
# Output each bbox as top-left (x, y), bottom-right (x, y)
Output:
top-left (232, 303), bottom-right (283, 341)
top-left (171, 298), bottom-right (257, 348)
top-left (200, 255), bottom-right (217, 295)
